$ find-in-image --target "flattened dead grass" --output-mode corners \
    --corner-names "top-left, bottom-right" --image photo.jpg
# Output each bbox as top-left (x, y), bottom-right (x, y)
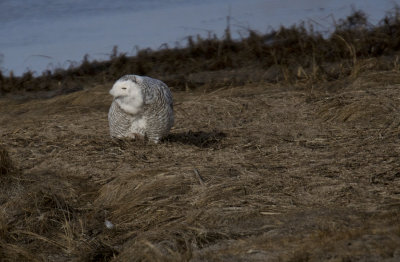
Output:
top-left (0, 69), bottom-right (400, 261)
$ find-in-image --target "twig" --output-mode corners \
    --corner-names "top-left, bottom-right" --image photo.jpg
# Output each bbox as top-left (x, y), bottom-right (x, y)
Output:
top-left (193, 168), bottom-right (205, 186)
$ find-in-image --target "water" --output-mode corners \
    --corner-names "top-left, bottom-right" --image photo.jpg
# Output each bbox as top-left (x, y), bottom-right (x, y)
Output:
top-left (0, 0), bottom-right (398, 76)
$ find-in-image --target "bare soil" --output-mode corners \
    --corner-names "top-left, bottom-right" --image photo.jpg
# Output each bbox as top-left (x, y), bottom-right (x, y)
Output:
top-left (0, 69), bottom-right (400, 261)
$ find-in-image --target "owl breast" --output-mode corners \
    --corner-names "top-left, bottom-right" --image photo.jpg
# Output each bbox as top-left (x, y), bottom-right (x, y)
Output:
top-left (108, 100), bottom-right (135, 138)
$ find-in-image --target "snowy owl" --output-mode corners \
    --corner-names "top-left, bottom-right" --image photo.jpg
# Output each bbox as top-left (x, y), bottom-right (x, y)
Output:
top-left (108, 75), bottom-right (174, 143)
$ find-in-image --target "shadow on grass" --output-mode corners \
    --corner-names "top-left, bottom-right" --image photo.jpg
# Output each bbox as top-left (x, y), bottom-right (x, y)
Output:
top-left (165, 130), bottom-right (226, 148)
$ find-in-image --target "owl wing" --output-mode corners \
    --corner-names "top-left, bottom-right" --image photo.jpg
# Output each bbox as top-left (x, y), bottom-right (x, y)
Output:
top-left (157, 80), bottom-right (173, 109)
top-left (141, 77), bottom-right (173, 108)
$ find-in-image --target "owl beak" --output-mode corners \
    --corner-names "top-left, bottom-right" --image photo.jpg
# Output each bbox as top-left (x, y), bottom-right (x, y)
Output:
top-left (109, 89), bottom-right (120, 99)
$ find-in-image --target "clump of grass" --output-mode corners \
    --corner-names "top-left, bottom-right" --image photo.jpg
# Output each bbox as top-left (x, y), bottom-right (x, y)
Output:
top-left (0, 145), bottom-right (13, 175)
top-left (0, 169), bottom-right (115, 261)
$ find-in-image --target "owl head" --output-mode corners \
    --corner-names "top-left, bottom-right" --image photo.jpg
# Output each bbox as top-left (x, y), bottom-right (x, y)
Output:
top-left (109, 75), bottom-right (144, 115)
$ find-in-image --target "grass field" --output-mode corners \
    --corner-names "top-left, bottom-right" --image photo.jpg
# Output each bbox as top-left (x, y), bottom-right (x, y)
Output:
top-left (1, 10), bottom-right (400, 262)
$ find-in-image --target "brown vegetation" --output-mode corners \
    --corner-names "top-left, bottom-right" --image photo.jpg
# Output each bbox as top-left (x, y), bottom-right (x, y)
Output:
top-left (0, 145), bottom-right (13, 175)
top-left (1, 9), bottom-right (400, 94)
top-left (0, 9), bottom-right (400, 262)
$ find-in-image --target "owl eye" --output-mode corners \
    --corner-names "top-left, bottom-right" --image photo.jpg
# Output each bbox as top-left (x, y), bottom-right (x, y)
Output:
top-left (122, 87), bottom-right (127, 90)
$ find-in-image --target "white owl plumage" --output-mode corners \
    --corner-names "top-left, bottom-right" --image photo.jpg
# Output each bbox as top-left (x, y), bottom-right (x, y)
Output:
top-left (108, 75), bottom-right (174, 143)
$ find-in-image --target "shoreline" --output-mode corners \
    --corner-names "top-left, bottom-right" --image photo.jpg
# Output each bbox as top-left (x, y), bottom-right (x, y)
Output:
top-left (0, 0), bottom-right (397, 76)
top-left (1, 9), bottom-right (400, 97)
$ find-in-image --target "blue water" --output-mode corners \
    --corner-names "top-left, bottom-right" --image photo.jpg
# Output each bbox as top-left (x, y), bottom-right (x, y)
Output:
top-left (0, 0), bottom-right (398, 76)
top-left (0, 0), bottom-right (219, 23)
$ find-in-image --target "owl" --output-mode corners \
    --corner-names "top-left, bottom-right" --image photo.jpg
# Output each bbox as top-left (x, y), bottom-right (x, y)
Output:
top-left (108, 75), bottom-right (174, 143)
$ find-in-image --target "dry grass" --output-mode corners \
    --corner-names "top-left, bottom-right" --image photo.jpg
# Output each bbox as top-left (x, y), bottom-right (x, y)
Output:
top-left (0, 144), bottom-right (13, 175)
top-left (0, 67), bottom-right (400, 261)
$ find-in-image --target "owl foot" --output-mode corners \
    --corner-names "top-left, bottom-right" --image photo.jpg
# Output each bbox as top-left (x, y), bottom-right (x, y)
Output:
top-left (149, 137), bottom-right (161, 144)
top-left (127, 133), bottom-right (145, 140)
